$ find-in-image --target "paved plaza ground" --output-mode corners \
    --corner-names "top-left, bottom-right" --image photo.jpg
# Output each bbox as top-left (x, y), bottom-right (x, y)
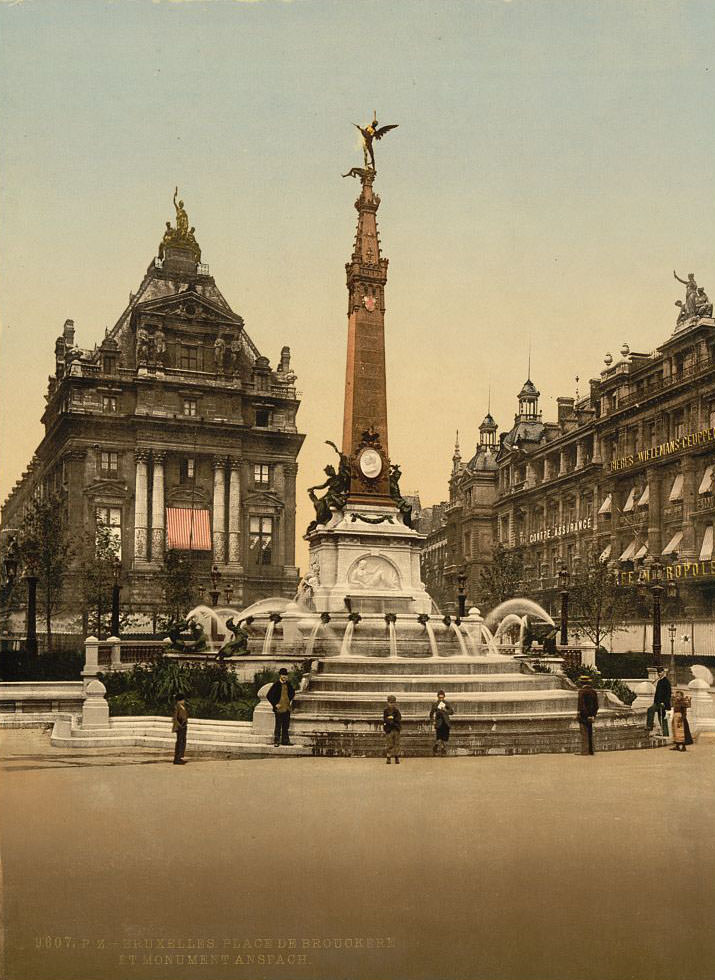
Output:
top-left (0, 730), bottom-right (713, 980)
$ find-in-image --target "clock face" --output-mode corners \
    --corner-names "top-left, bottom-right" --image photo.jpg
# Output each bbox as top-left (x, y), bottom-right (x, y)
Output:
top-left (363, 295), bottom-right (376, 313)
top-left (359, 448), bottom-right (383, 479)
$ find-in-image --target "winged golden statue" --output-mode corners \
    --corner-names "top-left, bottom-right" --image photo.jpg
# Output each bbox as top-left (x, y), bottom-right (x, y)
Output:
top-left (354, 111), bottom-right (398, 170)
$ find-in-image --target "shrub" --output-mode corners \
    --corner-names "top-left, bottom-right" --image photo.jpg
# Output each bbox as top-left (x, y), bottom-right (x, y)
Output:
top-left (596, 650), bottom-right (649, 679)
top-left (108, 692), bottom-right (148, 715)
top-left (0, 650), bottom-right (84, 682)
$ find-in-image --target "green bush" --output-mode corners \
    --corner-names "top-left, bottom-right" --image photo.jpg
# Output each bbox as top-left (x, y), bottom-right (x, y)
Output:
top-left (596, 650), bottom-right (649, 679)
top-left (108, 692), bottom-right (149, 715)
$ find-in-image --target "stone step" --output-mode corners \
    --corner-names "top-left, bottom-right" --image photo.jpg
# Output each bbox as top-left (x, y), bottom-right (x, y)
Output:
top-left (294, 688), bottom-right (576, 713)
top-left (308, 673), bottom-right (563, 693)
top-left (317, 657), bottom-right (523, 676)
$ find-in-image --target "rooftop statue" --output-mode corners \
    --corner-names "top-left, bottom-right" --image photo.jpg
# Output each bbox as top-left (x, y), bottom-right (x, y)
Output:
top-left (157, 189), bottom-right (201, 263)
top-left (673, 270), bottom-right (698, 316)
top-left (352, 111), bottom-right (398, 171)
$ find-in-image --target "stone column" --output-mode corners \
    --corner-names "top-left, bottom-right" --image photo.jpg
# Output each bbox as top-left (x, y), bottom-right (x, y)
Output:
top-left (212, 457), bottom-right (227, 563)
top-left (134, 449), bottom-right (150, 563)
top-left (592, 433), bottom-right (602, 466)
top-left (647, 470), bottom-right (663, 558)
top-left (525, 462), bottom-right (536, 488)
top-left (283, 463), bottom-right (298, 567)
top-left (558, 450), bottom-right (567, 477)
top-left (227, 459), bottom-right (241, 565)
top-left (151, 451), bottom-right (166, 563)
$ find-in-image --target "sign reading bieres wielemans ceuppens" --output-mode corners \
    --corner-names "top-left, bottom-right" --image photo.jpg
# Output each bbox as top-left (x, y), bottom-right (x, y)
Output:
top-left (529, 516), bottom-right (593, 544)
top-left (610, 426), bottom-right (715, 472)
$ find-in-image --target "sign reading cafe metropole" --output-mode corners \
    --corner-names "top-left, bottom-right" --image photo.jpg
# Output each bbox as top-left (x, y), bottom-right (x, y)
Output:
top-left (610, 425), bottom-right (715, 472)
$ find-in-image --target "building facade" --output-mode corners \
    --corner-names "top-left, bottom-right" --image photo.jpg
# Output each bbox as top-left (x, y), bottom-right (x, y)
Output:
top-left (423, 297), bottom-right (715, 629)
top-left (1, 197), bottom-right (305, 624)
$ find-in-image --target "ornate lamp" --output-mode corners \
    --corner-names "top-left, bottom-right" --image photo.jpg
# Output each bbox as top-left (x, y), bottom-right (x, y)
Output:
top-left (110, 559), bottom-right (122, 638)
top-left (649, 559), bottom-right (664, 663)
top-left (667, 622), bottom-right (677, 685)
top-left (456, 568), bottom-right (468, 620)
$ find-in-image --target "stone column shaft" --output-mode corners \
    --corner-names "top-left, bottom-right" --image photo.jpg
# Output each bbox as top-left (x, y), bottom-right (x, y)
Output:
top-left (134, 451), bottom-right (150, 563)
top-left (213, 458), bottom-right (227, 563)
top-left (151, 452), bottom-right (165, 562)
top-left (228, 461), bottom-right (241, 564)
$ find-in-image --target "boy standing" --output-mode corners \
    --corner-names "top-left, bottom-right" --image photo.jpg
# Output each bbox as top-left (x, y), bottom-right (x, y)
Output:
top-left (383, 694), bottom-right (402, 764)
top-left (172, 694), bottom-right (188, 765)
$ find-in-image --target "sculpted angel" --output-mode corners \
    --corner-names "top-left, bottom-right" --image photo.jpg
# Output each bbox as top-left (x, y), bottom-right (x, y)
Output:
top-left (354, 112), bottom-right (398, 170)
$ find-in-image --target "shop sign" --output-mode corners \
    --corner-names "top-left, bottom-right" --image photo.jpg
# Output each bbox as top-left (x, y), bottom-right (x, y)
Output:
top-left (529, 516), bottom-right (593, 544)
top-left (610, 426), bottom-right (715, 472)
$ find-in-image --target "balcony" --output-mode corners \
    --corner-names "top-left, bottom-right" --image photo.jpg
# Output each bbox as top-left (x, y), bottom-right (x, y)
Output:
top-left (618, 358), bottom-right (713, 410)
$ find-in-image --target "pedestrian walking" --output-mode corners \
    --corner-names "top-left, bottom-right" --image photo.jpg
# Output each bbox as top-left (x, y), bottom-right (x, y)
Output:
top-left (383, 694), bottom-right (402, 764)
top-left (577, 675), bottom-right (599, 755)
top-left (429, 690), bottom-right (453, 756)
top-left (646, 666), bottom-right (671, 736)
top-left (266, 668), bottom-right (295, 746)
top-left (670, 690), bottom-right (693, 752)
top-left (172, 694), bottom-right (188, 765)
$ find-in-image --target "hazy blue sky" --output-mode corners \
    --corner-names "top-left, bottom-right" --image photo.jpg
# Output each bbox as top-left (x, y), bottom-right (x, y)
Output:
top-left (2, 0), bottom-right (714, 566)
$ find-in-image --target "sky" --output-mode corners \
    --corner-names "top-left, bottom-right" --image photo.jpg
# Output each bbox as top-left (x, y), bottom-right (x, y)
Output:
top-left (1, 0), bottom-right (715, 570)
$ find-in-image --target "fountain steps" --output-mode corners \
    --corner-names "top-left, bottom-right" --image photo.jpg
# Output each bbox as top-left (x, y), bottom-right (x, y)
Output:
top-left (307, 673), bottom-right (561, 693)
top-left (317, 657), bottom-right (522, 676)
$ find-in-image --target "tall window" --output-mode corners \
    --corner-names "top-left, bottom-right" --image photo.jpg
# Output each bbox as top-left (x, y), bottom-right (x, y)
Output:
top-left (100, 451), bottom-right (118, 475)
top-left (254, 463), bottom-right (270, 486)
top-left (183, 399), bottom-right (198, 417)
top-left (180, 346), bottom-right (200, 371)
top-left (249, 516), bottom-right (273, 565)
top-left (179, 458), bottom-right (195, 483)
top-left (96, 506), bottom-right (122, 558)
top-left (102, 395), bottom-right (117, 413)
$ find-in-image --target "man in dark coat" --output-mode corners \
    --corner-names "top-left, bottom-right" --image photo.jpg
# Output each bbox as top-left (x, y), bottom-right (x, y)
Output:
top-left (646, 666), bottom-right (672, 736)
top-left (172, 694), bottom-right (188, 765)
top-left (577, 675), bottom-right (599, 755)
top-left (266, 668), bottom-right (296, 746)
top-left (429, 690), bottom-right (454, 756)
top-left (383, 694), bottom-right (402, 765)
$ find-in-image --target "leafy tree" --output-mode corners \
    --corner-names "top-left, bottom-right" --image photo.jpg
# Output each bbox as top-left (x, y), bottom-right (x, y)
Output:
top-left (570, 545), bottom-right (630, 651)
top-left (79, 519), bottom-right (120, 639)
top-left (161, 550), bottom-right (199, 626)
top-left (17, 492), bottom-right (73, 652)
top-left (479, 543), bottom-right (525, 610)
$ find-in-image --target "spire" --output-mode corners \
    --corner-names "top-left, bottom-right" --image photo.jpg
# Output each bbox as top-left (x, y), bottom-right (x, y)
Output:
top-left (452, 430), bottom-right (462, 473)
top-left (341, 169), bottom-right (391, 504)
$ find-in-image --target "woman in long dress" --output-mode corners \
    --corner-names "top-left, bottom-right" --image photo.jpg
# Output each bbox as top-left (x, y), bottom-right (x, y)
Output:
top-left (670, 690), bottom-right (693, 752)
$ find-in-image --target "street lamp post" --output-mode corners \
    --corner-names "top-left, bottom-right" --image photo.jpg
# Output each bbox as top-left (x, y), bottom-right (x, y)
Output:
top-left (111, 560), bottom-right (122, 638)
top-left (209, 564), bottom-right (222, 608)
top-left (558, 565), bottom-right (570, 646)
top-left (667, 622), bottom-right (677, 687)
top-left (25, 569), bottom-right (38, 656)
top-left (456, 569), bottom-right (467, 620)
top-left (650, 560), bottom-right (664, 664)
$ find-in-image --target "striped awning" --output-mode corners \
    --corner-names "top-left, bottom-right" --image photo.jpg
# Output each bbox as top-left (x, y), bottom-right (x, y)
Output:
top-left (662, 530), bottom-right (684, 556)
top-left (700, 525), bottom-right (714, 561)
top-left (669, 473), bottom-right (683, 502)
top-left (619, 539), bottom-right (637, 562)
top-left (166, 508), bottom-right (212, 551)
top-left (599, 543), bottom-right (612, 562)
top-left (598, 493), bottom-right (612, 516)
top-left (634, 542), bottom-right (648, 560)
top-left (623, 487), bottom-right (637, 513)
top-left (637, 485), bottom-right (650, 507)
top-left (699, 465), bottom-right (714, 495)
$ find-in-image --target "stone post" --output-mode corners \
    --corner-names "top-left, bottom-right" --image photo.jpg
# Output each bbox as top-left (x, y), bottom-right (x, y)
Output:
top-left (82, 678), bottom-right (110, 729)
top-left (227, 459), bottom-right (241, 565)
top-left (151, 451), bottom-right (166, 563)
top-left (108, 636), bottom-right (121, 669)
top-left (212, 457), bottom-right (227, 563)
top-left (83, 635), bottom-right (99, 692)
top-left (133, 449), bottom-right (150, 563)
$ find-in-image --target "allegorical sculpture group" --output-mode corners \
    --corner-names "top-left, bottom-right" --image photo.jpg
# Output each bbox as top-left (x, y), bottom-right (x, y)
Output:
top-left (158, 188), bottom-right (202, 263)
top-left (673, 269), bottom-right (712, 326)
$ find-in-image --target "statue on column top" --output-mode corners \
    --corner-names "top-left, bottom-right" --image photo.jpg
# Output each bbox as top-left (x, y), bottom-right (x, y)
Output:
top-left (352, 111), bottom-right (398, 171)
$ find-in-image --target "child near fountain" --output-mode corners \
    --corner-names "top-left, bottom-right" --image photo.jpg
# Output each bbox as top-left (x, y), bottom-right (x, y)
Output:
top-left (383, 695), bottom-right (402, 764)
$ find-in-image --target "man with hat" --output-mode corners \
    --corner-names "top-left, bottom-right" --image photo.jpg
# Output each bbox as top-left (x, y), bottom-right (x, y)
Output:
top-left (429, 690), bottom-right (454, 756)
top-left (646, 666), bottom-right (671, 737)
top-left (577, 675), bottom-right (599, 755)
top-left (266, 668), bottom-right (296, 746)
top-left (172, 694), bottom-right (188, 765)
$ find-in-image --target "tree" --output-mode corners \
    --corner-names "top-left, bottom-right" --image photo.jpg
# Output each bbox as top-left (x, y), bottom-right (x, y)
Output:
top-left (479, 543), bottom-right (525, 611)
top-left (161, 551), bottom-right (199, 626)
top-left (570, 545), bottom-right (631, 650)
top-left (17, 491), bottom-right (73, 652)
top-left (79, 520), bottom-right (120, 640)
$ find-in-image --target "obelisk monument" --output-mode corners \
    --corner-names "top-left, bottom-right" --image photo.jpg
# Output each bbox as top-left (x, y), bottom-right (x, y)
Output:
top-left (304, 116), bottom-right (431, 617)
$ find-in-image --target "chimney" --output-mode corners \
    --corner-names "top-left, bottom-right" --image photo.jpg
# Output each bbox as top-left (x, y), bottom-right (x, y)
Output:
top-left (63, 319), bottom-right (75, 345)
top-left (557, 396), bottom-right (575, 424)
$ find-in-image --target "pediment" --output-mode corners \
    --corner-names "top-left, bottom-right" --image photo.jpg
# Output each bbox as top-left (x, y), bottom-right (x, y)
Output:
top-left (244, 490), bottom-right (285, 509)
top-left (84, 479), bottom-right (128, 498)
top-left (133, 291), bottom-right (244, 330)
top-left (166, 486), bottom-right (211, 509)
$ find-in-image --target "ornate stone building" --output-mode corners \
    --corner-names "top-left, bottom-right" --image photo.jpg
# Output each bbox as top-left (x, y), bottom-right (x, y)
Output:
top-left (423, 285), bottom-right (715, 638)
top-left (1, 195), bottom-right (305, 622)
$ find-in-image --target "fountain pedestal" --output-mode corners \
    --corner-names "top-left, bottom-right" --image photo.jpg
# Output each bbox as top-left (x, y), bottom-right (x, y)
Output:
top-left (307, 501), bottom-right (431, 617)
